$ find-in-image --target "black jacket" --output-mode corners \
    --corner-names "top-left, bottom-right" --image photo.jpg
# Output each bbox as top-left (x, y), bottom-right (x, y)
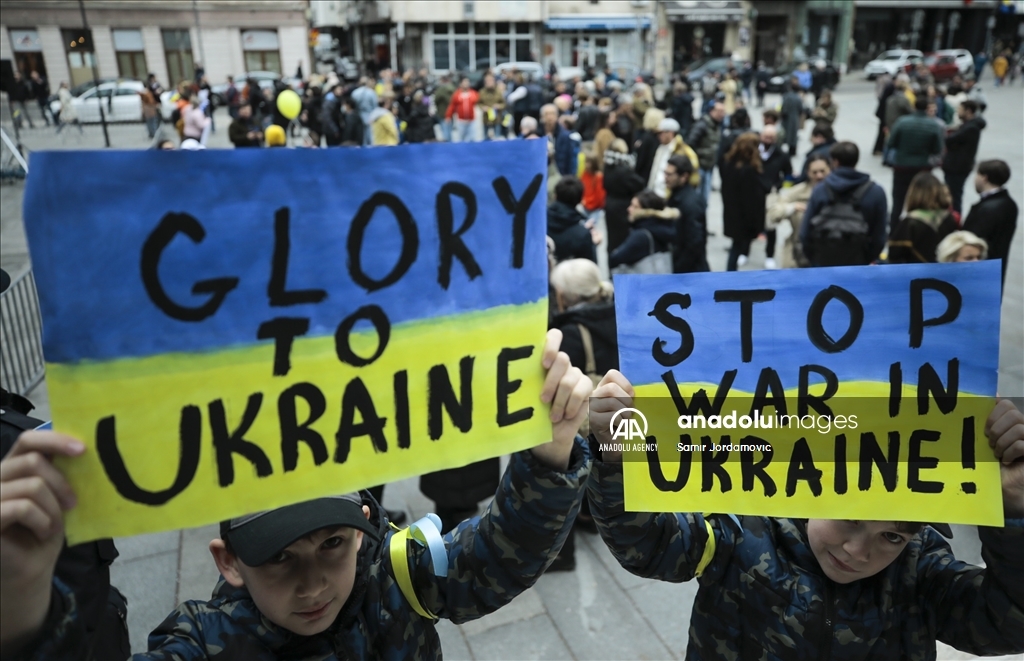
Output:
top-left (759, 146), bottom-right (793, 193)
top-left (609, 207), bottom-right (678, 268)
top-left (667, 185), bottom-right (710, 273)
top-left (963, 189), bottom-right (1019, 285)
top-left (670, 92), bottom-right (695, 136)
top-left (551, 302), bottom-right (618, 376)
top-left (887, 209), bottom-right (958, 264)
top-left (721, 162), bottom-right (767, 240)
top-left (943, 116), bottom-right (987, 175)
top-left (796, 139), bottom-right (836, 183)
top-left (576, 104), bottom-right (601, 142)
top-left (601, 163), bottom-right (646, 253)
top-left (548, 201), bottom-right (596, 262)
top-left (341, 109), bottom-right (364, 145)
top-left (634, 131), bottom-right (661, 182)
top-left (405, 104), bottom-right (436, 143)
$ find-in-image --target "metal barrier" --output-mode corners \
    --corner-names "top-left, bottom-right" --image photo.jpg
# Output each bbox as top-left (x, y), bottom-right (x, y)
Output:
top-left (1, 269), bottom-right (45, 395)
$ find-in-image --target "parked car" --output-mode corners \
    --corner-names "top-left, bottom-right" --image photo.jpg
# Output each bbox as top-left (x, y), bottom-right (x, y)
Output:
top-left (555, 65), bottom-right (586, 82)
top-left (924, 53), bottom-right (960, 82)
top-left (210, 71), bottom-right (280, 106)
top-left (46, 77), bottom-right (118, 108)
top-left (864, 49), bottom-right (924, 79)
top-left (684, 57), bottom-right (734, 88)
top-left (766, 58), bottom-right (841, 93)
top-left (492, 61), bottom-right (545, 81)
top-left (49, 80), bottom-right (144, 123)
top-left (933, 48), bottom-right (974, 76)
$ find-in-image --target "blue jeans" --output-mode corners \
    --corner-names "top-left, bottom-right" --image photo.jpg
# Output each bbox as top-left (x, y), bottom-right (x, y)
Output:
top-left (455, 118), bottom-right (475, 142)
top-left (440, 118), bottom-right (452, 142)
top-left (699, 168), bottom-right (713, 207)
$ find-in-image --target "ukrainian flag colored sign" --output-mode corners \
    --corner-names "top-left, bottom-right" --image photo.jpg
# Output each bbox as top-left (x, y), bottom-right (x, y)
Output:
top-left (613, 263), bottom-right (1004, 526)
top-left (24, 141), bottom-right (550, 544)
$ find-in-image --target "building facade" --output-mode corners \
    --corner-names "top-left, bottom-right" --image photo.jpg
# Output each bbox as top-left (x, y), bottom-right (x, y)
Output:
top-left (1, 0), bottom-right (310, 90)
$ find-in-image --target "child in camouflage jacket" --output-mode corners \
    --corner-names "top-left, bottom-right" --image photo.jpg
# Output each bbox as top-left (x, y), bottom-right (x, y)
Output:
top-left (587, 371), bottom-right (1024, 661)
top-left (1, 330), bottom-right (593, 660)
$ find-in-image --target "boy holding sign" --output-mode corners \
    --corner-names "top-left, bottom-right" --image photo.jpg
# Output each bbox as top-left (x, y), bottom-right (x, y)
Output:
top-left (0, 330), bottom-right (594, 659)
top-left (587, 370), bottom-right (1024, 660)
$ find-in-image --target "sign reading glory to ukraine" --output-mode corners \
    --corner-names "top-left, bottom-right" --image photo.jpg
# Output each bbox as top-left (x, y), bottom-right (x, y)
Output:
top-left (614, 263), bottom-right (1003, 526)
top-left (25, 141), bottom-right (549, 544)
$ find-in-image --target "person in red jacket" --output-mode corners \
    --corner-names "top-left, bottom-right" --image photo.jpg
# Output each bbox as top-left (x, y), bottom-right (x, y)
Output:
top-left (580, 153), bottom-right (606, 220)
top-left (445, 77), bottom-right (480, 143)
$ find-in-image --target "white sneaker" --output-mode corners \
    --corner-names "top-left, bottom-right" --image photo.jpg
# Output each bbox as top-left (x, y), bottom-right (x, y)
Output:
top-left (737, 254), bottom-right (748, 267)
top-left (764, 257), bottom-right (778, 270)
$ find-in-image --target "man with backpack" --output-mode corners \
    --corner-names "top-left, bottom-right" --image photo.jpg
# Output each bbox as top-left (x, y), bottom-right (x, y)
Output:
top-left (800, 141), bottom-right (888, 267)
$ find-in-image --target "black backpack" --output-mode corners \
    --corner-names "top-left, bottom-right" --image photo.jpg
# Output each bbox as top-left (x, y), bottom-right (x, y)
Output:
top-left (808, 180), bottom-right (874, 267)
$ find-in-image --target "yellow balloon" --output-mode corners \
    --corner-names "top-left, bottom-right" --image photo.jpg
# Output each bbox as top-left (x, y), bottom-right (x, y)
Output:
top-left (276, 89), bottom-right (302, 120)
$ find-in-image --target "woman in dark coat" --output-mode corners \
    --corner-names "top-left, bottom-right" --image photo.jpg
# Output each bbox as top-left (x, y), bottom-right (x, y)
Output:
top-left (721, 132), bottom-right (768, 271)
top-left (888, 171), bottom-right (958, 264)
top-left (404, 90), bottom-right (436, 143)
top-left (547, 257), bottom-right (617, 571)
top-left (602, 140), bottom-right (646, 254)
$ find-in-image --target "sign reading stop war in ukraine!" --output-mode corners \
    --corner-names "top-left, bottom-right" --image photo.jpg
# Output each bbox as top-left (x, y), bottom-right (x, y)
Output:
top-left (613, 263), bottom-right (1004, 526)
top-left (25, 141), bottom-right (549, 544)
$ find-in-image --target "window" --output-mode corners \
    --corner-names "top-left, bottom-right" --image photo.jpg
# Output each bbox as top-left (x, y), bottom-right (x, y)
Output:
top-left (242, 30), bottom-right (281, 74)
top-left (113, 29), bottom-right (147, 79)
top-left (162, 29), bottom-right (193, 87)
top-left (63, 28), bottom-right (95, 87)
top-left (9, 29), bottom-right (47, 78)
top-left (430, 22), bottom-right (534, 72)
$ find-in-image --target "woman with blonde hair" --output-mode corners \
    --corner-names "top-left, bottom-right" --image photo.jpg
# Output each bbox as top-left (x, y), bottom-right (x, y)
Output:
top-left (721, 132), bottom-right (767, 270)
top-left (547, 257), bottom-right (616, 571)
top-left (888, 171), bottom-right (958, 263)
top-left (936, 230), bottom-right (988, 263)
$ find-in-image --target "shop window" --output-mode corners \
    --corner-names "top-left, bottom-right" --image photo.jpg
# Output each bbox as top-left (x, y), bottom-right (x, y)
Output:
top-left (496, 39), bottom-right (510, 65)
top-left (515, 22), bottom-right (531, 34)
top-left (9, 29), bottom-right (47, 78)
top-left (63, 28), bottom-right (95, 87)
top-left (475, 39), bottom-right (490, 70)
top-left (434, 23), bottom-right (449, 34)
top-left (516, 39), bottom-right (532, 61)
top-left (162, 29), bottom-right (193, 87)
top-left (455, 39), bottom-right (470, 70)
top-left (454, 23), bottom-right (470, 34)
top-left (433, 40), bottom-right (451, 69)
top-left (495, 22), bottom-right (510, 34)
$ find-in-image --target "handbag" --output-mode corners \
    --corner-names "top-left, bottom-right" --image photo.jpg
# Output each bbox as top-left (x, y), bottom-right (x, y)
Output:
top-left (611, 229), bottom-right (672, 275)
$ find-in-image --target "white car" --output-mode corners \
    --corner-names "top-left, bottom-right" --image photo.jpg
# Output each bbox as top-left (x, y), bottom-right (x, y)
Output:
top-left (934, 49), bottom-right (974, 75)
top-left (493, 61), bottom-right (545, 81)
top-left (864, 50), bottom-right (924, 79)
top-left (50, 80), bottom-right (144, 123)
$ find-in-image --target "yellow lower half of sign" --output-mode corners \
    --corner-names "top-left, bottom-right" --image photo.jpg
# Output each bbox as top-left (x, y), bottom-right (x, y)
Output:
top-left (48, 299), bottom-right (550, 544)
top-left (622, 382), bottom-right (1003, 527)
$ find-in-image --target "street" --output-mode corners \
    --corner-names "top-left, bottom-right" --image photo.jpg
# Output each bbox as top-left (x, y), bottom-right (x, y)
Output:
top-left (1, 76), bottom-right (1022, 660)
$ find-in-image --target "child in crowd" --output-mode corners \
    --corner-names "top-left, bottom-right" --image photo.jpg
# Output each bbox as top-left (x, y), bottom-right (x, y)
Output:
top-left (587, 370), bottom-right (1024, 660)
top-left (0, 330), bottom-right (594, 659)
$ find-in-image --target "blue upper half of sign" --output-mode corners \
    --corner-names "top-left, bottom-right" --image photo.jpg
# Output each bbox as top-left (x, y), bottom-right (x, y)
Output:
top-left (24, 141), bottom-right (548, 363)
top-left (614, 262), bottom-right (1001, 396)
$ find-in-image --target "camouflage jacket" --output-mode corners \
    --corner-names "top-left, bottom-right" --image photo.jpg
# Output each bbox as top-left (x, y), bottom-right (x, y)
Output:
top-left (26, 439), bottom-right (591, 660)
top-left (588, 459), bottom-right (1024, 661)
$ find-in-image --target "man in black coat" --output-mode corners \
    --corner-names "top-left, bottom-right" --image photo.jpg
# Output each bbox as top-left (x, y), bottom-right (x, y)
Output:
top-left (665, 155), bottom-right (709, 273)
top-left (943, 100), bottom-right (986, 214)
top-left (963, 159), bottom-right (1018, 289)
top-left (548, 177), bottom-right (597, 262)
top-left (796, 124), bottom-right (836, 183)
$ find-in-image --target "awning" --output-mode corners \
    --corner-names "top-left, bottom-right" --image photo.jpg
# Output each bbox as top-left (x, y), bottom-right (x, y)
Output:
top-left (665, 1), bottom-right (744, 23)
top-left (545, 15), bottom-right (652, 31)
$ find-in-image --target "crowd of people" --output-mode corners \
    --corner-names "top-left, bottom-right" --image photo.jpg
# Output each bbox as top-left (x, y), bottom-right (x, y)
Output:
top-left (1, 51), bottom-right (1022, 660)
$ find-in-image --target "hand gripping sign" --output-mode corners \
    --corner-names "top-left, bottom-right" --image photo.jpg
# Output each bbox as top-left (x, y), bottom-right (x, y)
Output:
top-left (24, 142), bottom-right (549, 544)
top-left (613, 264), bottom-right (1004, 526)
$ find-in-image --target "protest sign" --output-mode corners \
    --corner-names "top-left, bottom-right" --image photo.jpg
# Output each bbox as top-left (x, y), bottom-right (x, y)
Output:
top-left (24, 141), bottom-right (550, 544)
top-left (613, 263), bottom-right (1003, 526)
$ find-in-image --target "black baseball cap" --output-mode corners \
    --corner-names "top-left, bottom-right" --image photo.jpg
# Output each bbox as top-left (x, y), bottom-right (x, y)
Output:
top-left (220, 493), bottom-right (379, 567)
top-left (929, 523), bottom-right (953, 538)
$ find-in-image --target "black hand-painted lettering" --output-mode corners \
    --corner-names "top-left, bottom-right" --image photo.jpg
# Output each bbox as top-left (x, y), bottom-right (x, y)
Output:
top-left (889, 361), bottom-right (902, 418)
top-left (752, 367), bottom-right (788, 416)
top-left (701, 441), bottom-right (732, 493)
top-left (834, 433), bottom-right (848, 495)
top-left (909, 278), bottom-right (962, 348)
top-left (806, 285), bottom-right (864, 353)
top-left (347, 192), bottom-right (419, 292)
top-left (798, 364), bottom-right (837, 417)
top-left (436, 182), bottom-right (483, 289)
top-left (210, 394), bottom-right (272, 488)
top-left (335, 305), bottom-right (390, 367)
top-left (662, 369), bottom-right (735, 417)
top-left (278, 383), bottom-right (328, 472)
top-left (648, 436), bottom-right (692, 492)
top-left (141, 212), bottom-right (239, 321)
top-left (858, 431), bottom-right (899, 492)
top-left (961, 416), bottom-right (976, 494)
top-left (785, 438), bottom-right (823, 497)
top-left (335, 377), bottom-right (388, 463)
top-left (428, 356), bottom-right (474, 440)
top-left (394, 370), bottom-right (411, 449)
top-left (492, 174), bottom-right (543, 269)
top-left (916, 359), bottom-right (959, 415)
top-left (740, 439), bottom-right (776, 496)
top-left (908, 429), bottom-right (944, 493)
top-left (257, 317), bottom-right (310, 376)
top-left (713, 289), bottom-right (776, 362)
top-left (648, 292), bottom-right (695, 366)
top-left (268, 207), bottom-right (327, 307)
top-left (497, 346), bottom-right (534, 426)
top-left (96, 408), bottom-right (201, 505)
